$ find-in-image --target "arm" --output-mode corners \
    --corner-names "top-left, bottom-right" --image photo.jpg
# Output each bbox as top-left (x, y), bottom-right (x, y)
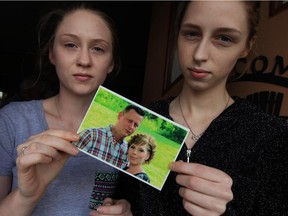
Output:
top-left (0, 185), bottom-right (38, 216)
top-left (0, 176), bottom-right (11, 201)
top-left (253, 132), bottom-right (288, 214)
top-left (170, 161), bottom-right (233, 216)
top-left (113, 171), bottom-right (141, 215)
top-left (0, 130), bottom-right (79, 216)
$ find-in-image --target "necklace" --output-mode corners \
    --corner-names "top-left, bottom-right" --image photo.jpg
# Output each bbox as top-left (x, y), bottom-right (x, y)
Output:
top-left (178, 95), bottom-right (230, 142)
top-left (178, 95), bottom-right (230, 163)
top-left (55, 96), bottom-right (65, 130)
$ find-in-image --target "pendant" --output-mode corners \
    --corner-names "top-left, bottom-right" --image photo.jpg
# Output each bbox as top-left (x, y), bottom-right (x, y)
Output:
top-left (191, 134), bottom-right (201, 142)
top-left (186, 149), bottom-right (191, 163)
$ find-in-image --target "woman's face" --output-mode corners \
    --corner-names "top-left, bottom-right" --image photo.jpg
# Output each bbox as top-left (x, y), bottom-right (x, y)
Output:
top-left (128, 143), bottom-right (150, 166)
top-left (49, 9), bottom-right (114, 96)
top-left (178, 1), bottom-right (251, 92)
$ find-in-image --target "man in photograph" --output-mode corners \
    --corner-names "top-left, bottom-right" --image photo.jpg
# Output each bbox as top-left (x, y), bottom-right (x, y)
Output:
top-left (73, 104), bottom-right (145, 169)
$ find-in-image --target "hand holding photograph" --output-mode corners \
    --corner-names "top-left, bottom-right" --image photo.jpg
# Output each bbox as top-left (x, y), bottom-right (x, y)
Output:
top-left (72, 85), bottom-right (189, 191)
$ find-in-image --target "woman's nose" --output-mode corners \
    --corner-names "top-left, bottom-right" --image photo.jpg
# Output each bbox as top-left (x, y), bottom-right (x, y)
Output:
top-left (77, 48), bottom-right (91, 67)
top-left (193, 39), bottom-right (209, 63)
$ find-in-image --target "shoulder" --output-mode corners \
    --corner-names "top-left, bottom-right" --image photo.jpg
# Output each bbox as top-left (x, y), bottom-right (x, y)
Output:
top-left (0, 100), bottom-right (46, 152)
top-left (0, 100), bottom-right (45, 128)
top-left (232, 97), bottom-right (287, 127)
top-left (0, 100), bottom-right (42, 116)
top-left (148, 97), bottom-right (175, 118)
top-left (135, 172), bottom-right (150, 182)
top-left (227, 97), bottom-right (288, 142)
top-left (78, 126), bottom-right (111, 136)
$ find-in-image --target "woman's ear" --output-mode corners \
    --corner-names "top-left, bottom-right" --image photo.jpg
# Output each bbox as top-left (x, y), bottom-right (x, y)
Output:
top-left (107, 61), bottom-right (115, 74)
top-left (241, 36), bottom-right (257, 58)
top-left (145, 153), bottom-right (150, 161)
top-left (49, 45), bottom-right (55, 65)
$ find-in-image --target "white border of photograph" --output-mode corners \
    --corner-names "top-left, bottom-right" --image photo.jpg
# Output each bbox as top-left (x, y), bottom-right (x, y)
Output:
top-left (74, 85), bottom-right (189, 190)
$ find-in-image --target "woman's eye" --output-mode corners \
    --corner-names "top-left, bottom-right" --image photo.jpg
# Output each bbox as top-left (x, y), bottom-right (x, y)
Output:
top-left (64, 43), bottom-right (77, 48)
top-left (184, 31), bottom-right (200, 39)
top-left (92, 46), bottom-right (104, 52)
top-left (216, 35), bottom-right (233, 45)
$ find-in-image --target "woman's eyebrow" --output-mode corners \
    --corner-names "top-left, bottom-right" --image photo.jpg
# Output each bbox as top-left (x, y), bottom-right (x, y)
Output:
top-left (181, 23), bottom-right (201, 30)
top-left (214, 27), bottom-right (242, 37)
top-left (181, 23), bottom-right (242, 36)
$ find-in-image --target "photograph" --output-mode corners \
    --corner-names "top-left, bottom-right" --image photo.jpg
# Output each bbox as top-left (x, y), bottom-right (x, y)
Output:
top-left (72, 85), bottom-right (189, 190)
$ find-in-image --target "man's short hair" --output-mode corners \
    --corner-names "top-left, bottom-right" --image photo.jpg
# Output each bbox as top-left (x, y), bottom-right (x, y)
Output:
top-left (122, 105), bottom-right (145, 117)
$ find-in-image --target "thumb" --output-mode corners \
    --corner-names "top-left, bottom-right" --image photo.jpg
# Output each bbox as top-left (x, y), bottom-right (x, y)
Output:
top-left (102, 197), bottom-right (114, 206)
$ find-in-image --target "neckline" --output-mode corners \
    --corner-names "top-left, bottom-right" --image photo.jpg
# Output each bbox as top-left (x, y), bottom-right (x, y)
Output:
top-left (165, 96), bottom-right (236, 150)
top-left (166, 96), bottom-right (236, 121)
top-left (39, 100), bottom-right (49, 130)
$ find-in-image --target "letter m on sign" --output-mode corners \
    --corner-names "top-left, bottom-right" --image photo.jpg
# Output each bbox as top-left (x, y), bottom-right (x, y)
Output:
top-left (246, 91), bottom-right (283, 116)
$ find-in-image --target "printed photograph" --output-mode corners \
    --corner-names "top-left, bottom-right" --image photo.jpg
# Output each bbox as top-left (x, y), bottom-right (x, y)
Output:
top-left (72, 85), bottom-right (189, 190)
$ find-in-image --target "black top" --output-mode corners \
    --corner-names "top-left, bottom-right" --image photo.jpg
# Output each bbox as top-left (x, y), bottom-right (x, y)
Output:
top-left (116, 97), bottom-right (288, 216)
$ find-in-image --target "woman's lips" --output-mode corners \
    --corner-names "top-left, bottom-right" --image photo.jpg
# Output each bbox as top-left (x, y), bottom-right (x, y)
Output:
top-left (128, 156), bottom-right (138, 162)
top-left (73, 73), bottom-right (93, 82)
top-left (189, 68), bottom-right (209, 79)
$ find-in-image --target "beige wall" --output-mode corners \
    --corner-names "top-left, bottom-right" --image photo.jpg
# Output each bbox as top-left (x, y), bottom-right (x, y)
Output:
top-left (142, 2), bottom-right (288, 117)
top-left (142, 2), bottom-right (184, 107)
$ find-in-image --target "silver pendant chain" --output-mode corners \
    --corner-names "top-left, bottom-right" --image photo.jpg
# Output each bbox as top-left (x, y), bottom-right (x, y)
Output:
top-left (178, 96), bottom-right (205, 142)
top-left (178, 96), bottom-right (230, 162)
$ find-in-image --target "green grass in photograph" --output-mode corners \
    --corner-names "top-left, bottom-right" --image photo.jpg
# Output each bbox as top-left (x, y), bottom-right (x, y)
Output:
top-left (79, 102), bottom-right (117, 131)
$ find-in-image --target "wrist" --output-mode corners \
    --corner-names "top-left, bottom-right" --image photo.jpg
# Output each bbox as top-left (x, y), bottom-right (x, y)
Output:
top-left (0, 188), bottom-right (42, 216)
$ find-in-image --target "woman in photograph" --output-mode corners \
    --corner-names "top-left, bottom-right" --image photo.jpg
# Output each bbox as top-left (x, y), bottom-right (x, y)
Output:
top-left (124, 134), bottom-right (156, 183)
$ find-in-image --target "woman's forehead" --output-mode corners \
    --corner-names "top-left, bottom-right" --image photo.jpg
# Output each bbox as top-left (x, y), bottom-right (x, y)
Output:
top-left (56, 9), bottom-right (112, 42)
top-left (183, 1), bottom-right (248, 34)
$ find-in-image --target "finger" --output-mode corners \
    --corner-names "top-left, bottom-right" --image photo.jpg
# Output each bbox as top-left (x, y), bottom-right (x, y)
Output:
top-left (96, 199), bottom-right (128, 215)
top-left (170, 161), bottom-right (231, 183)
top-left (179, 186), bottom-right (228, 214)
top-left (18, 134), bottom-right (79, 157)
top-left (102, 197), bottom-right (113, 206)
top-left (182, 198), bottom-right (221, 216)
top-left (176, 174), bottom-right (233, 200)
top-left (18, 129), bottom-right (80, 154)
top-left (16, 153), bottom-right (54, 171)
top-left (20, 146), bottom-right (28, 157)
top-left (18, 142), bottom-right (65, 160)
top-left (89, 210), bottom-right (98, 216)
top-left (17, 144), bottom-right (29, 156)
top-left (28, 129), bottom-right (79, 142)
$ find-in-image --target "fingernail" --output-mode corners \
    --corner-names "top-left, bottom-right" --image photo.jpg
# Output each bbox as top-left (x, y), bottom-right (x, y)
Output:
top-left (72, 147), bottom-right (79, 154)
top-left (97, 206), bottom-right (103, 213)
top-left (73, 134), bottom-right (79, 139)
